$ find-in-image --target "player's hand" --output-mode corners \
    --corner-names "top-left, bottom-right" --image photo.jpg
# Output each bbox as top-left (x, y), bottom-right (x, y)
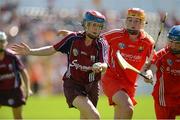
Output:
top-left (57, 30), bottom-right (73, 37)
top-left (92, 62), bottom-right (103, 73)
top-left (25, 89), bottom-right (33, 100)
top-left (28, 89), bottom-right (33, 96)
top-left (11, 42), bottom-right (31, 55)
top-left (144, 69), bottom-right (153, 85)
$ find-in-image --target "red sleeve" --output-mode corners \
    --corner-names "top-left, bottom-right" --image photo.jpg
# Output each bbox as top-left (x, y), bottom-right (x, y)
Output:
top-left (101, 29), bottom-right (125, 44)
top-left (152, 48), bottom-right (166, 66)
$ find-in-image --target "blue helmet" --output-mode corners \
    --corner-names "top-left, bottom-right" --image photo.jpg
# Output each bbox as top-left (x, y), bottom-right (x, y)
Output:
top-left (83, 10), bottom-right (106, 24)
top-left (167, 25), bottom-right (180, 42)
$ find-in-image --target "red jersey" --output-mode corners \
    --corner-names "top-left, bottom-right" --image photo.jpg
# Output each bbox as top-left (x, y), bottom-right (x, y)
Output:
top-left (53, 31), bottom-right (108, 84)
top-left (152, 47), bottom-right (180, 107)
top-left (102, 28), bottom-right (154, 86)
top-left (0, 50), bottom-right (24, 90)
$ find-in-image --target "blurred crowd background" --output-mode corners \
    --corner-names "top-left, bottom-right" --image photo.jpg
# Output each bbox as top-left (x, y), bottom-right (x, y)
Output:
top-left (0, 0), bottom-right (179, 96)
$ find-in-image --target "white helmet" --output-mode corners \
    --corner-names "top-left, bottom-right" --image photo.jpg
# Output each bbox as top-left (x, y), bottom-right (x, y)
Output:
top-left (0, 32), bottom-right (7, 42)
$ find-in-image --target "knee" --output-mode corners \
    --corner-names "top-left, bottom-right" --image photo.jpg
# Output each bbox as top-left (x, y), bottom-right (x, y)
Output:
top-left (91, 113), bottom-right (100, 120)
top-left (123, 105), bottom-right (134, 114)
top-left (89, 110), bottom-right (100, 119)
top-left (80, 110), bottom-right (100, 119)
top-left (94, 111), bottom-right (100, 119)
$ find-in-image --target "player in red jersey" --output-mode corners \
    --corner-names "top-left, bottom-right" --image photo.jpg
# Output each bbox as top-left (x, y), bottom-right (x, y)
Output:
top-left (146, 25), bottom-right (180, 119)
top-left (101, 8), bottom-right (154, 119)
top-left (11, 10), bottom-right (108, 119)
top-left (0, 31), bottom-right (32, 119)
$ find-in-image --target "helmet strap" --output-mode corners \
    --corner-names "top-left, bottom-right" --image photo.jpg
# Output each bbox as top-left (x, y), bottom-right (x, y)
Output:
top-left (83, 21), bottom-right (100, 39)
top-left (86, 33), bottom-right (98, 39)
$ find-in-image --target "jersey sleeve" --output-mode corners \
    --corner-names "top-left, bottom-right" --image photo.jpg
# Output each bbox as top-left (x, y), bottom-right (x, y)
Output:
top-left (101, 29), bottom-right (123, 44)
top-left (151, 48), bottom-right (166, 66)
top-left (145, 33), bottom-right (155, 58)
top-left (53, 33), bottom-right (75, 54)
top-left (97, 38), bottom-right (109, 63)
top-left (14, 56), bottom-right (25, 71)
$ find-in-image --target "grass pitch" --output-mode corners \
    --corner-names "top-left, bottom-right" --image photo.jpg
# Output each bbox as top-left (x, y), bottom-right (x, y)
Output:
top-left (0, 95), bottom-right (158, 119)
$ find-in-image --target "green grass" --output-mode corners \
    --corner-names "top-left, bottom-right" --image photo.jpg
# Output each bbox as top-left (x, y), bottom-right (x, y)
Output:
top-left (0, 95), bottom-right (177, 119)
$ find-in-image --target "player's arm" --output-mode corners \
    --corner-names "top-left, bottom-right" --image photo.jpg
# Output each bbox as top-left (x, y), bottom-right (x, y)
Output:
top-left (29, 46), bottom-right (56, 56)
top-left (141, 60), bottom-right (154, 84)
top-left (92, 38), bottom-right (109, 73)
top-left (11, 42), bottom-right (56, 56)
top-left (20, 68), bottom-right (32, 99)
top-left (144, 51), bottom-right (160, 77)
top-left (142, 40), bottom-right (156, 84)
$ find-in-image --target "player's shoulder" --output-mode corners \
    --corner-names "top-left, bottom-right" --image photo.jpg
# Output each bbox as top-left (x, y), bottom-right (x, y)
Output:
top-left (96, 37), bottom-right (108, 48)
top-left (156, 47), bottom-right (169, 58)
top-left (102, 28), bottom-right (125, 37)
top-left (72, 31), bottom-right (85, 39)
top-left (62, 31), bottom-right (84, 42)
top-left (5, 49), bottom-right (16, 56)
top-left (66, 31), bottom-right (79, 37)
top-left (101, 28), bottom-right (125, 43)
top-left (141, 30), bottom-right (155, 44)
top-left (4, 49), bottom-right (18, 59)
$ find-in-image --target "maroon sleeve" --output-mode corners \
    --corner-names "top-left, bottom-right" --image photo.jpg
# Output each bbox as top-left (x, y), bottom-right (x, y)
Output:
top-left (97, 38), bottom-right (109, 63)
top-left (53, 33), bottom-right (76, 54)
top-left (14, 56), bottom-right (25, 71)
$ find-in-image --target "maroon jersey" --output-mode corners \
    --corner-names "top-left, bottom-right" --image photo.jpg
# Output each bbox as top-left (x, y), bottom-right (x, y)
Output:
top-left (53, 31), bottom-right (108, 84)
top-left (0, 50), bottom-right (24, 90)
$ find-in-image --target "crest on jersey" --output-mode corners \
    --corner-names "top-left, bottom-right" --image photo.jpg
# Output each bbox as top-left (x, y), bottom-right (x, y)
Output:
top-left (90, 55), bottom-right (96, 62)
top-left (73, 48), bottom-right (78, 56)
top-left (138, 46), bottom-right (144, 52)
top-left (167, 59), bottom-right (173, 66)
top-left (119, 43), bottom-right (126, 49)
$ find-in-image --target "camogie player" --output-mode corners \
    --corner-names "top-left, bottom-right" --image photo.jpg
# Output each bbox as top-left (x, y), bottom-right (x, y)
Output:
top-left (11, 10), bottom-right (108, 119)
top-left (0, 31), bottom-right (32, 119)
top-left (101, 8), bottom-right (154, 119)
top-left (147, 25), bottom-right (180, 119)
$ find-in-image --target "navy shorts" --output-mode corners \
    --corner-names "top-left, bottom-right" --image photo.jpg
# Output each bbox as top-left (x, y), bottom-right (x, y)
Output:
top-left (0, 88), bottom-right (26, 108)
top-left (63, 79), bottom-right (100, 108)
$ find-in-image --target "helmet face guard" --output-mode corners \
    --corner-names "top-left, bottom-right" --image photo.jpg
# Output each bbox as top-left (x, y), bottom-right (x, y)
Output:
top-left (84, 11), bottom-right (105, 24)
top-left (82, 10), bottom-right (106, 39)
top-left (126, 8), bottom-right (146, 35)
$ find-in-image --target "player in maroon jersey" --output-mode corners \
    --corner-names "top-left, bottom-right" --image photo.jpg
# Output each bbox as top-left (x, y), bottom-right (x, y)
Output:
top-left (11, 10), bottom-right (108, 119)
top-left (0, 31), bottom-right (32, 119)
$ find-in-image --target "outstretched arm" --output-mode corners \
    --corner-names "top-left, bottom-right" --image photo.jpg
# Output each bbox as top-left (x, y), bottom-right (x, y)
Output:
top-left (11, 42), bottom-right (56, 56)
